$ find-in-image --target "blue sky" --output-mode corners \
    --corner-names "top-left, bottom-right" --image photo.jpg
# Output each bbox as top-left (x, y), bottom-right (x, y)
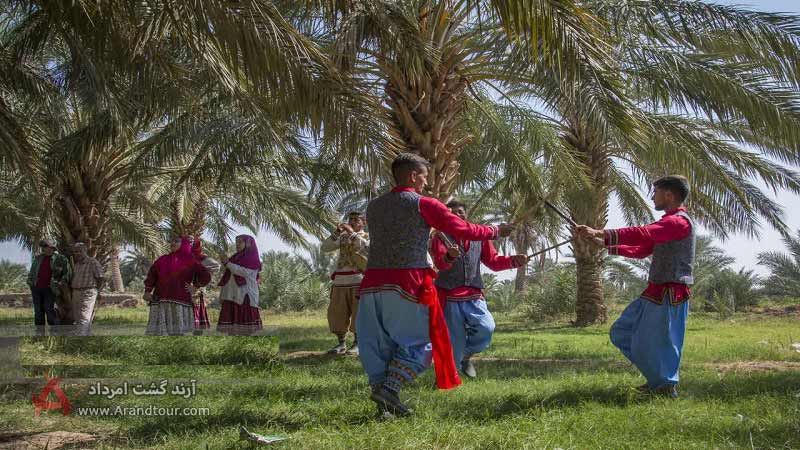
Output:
top-left (2, 0), bottom-right (800, 278)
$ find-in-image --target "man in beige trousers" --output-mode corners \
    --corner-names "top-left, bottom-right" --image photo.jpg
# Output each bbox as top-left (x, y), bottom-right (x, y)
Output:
top-left (70, 242), bottom-right (105, 335)
top-left (321, 211), bottom-right (369, 355)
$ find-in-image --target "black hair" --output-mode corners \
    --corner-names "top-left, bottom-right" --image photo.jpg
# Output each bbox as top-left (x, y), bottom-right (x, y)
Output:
top-left (446, 200), bottom-right (467, 210)
top-left (391, 152), bottom-right (431, 184)
top-left (653, 175), bottom-right (690, 202)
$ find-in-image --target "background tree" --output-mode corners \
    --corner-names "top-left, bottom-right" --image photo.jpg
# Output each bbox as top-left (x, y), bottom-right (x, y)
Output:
top-left (504, 1), bottom-right (800, 325)
top-left (758, 229), bottom-right (800, 298)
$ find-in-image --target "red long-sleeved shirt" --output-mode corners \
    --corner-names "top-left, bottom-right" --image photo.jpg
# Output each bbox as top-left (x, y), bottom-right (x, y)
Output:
top-left (604, 207), bottom-right (693, 304)
top-left (359, 187), bottom-right (499, 302)
top-left (144, 261), bottom-right (212, 306)
top-left (430, 233), bottom-right (517, 301)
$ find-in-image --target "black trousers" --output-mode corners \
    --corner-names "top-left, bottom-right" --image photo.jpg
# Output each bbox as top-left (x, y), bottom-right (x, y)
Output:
top-left (31, 287), bottom-right (60, 326)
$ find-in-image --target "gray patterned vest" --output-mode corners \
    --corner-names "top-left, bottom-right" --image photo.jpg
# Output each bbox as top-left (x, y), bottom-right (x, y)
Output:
top-left (648, 211), bottom-right (696, 285)
top-left (366, 190), bottom-right (431, 269)
top-left (434, 233), bottom-right (484, 290)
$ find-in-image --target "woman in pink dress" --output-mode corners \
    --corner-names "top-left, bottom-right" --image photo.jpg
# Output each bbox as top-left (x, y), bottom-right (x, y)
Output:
top-left (217, 235), bottom-right (263, 335)
top-left (144, 236), bottom-right (211, 335)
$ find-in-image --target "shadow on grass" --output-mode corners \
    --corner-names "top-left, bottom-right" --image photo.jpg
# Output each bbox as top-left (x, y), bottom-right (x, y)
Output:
top-left (472, 357), bottom-right (631, 378)
top-left (438, 385), bottom-right (638, 422)
top-left (112, 383), bottom-right (378, 444)
top-left (272, 324), bottom-right (336, 353)
top-left (681, 369), bottom-right (800, 400)
top-left (21, 336), bottom-right (280, 366)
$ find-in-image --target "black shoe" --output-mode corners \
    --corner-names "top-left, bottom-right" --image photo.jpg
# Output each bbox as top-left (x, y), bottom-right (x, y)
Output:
top-left (326, 342), bottom-right (347, 355)
top-left (369, 387), bottom-right (412, 417)
top-left (461, 357), bottom-right (477, 379)
top-left (634, 383), bottom-right (650, 393)
top-left (653, 384), bottom-right (678, 398)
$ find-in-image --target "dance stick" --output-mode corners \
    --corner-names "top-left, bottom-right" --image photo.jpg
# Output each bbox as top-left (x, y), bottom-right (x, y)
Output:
top-left (543, 200), bottom-right (577, 228)
top-left (527, 239), bottom-right (572, 258)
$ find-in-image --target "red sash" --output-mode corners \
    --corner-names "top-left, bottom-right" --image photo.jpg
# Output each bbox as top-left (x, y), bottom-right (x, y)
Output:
top-left (419, 269), bottom-right (461, 390)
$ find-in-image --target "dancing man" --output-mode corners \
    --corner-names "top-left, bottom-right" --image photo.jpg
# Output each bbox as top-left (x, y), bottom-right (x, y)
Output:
top-left (575, 175), bottom-right (695, 398)
top-left (357, 153), bottom-right (514, 418)
top-left (430, 200), bottom-right (529, 379)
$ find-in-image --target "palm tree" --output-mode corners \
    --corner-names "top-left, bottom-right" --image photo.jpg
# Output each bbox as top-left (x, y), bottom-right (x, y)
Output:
top-left (0, 1), bottom-right (384, 262)
top-left (503, 1), bottom-right (800, 325)
top-left (119, 250), bottom-right (153, 288)
top-left (758, 229), bottom-right (800, 297)
top-left (303, 0), bottom-right (611, 199)
top-left (0, 260), bottom-right (28, 292)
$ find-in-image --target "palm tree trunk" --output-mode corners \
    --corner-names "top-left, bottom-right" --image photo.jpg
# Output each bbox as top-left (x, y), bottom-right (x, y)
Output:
top-left (109, 246), bottom-right (124, 292)
top-left (572, 238), bottom-right (607, 326)
top-left (513, 230), bottom-right (530, 294)
top-left (56, 172), bottom-right (112, 266)
top-left (563, 118), bottom-right (610, 326)
top-left (514, 265), bottom-right (527, 294)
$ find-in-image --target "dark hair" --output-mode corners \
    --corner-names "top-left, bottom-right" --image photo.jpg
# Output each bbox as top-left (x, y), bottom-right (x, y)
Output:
top-left (391, 153), bottom-right (430, 184)
top-left (348, 211), bottom-right (364, 218)
top-left (653, 175), bottom-right (690, 202)
top-left (446, 200), bottom-right (467, 210)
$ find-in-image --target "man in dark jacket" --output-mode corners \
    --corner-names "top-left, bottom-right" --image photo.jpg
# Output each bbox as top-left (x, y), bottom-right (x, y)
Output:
top-left (26, 239), bottom-right (72, 333)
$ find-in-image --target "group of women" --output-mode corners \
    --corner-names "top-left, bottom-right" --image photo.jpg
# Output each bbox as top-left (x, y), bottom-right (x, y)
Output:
top-left (142, 234), bottom-right (264, 336)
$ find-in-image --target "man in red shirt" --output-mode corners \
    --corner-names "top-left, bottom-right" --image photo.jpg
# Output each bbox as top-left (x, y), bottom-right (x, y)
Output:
top-left (430, 200), bottom-right (529, 379)
top-left (26, 239), bottom-right (71, 333)
top-left (575, 175), bottom-right (695, 398)
top-left (357, 153), bottom-right (514, 418)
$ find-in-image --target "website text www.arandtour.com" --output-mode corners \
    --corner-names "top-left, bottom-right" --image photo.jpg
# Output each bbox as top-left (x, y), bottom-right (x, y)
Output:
top-left (75, 405), bottom-right (210, 417)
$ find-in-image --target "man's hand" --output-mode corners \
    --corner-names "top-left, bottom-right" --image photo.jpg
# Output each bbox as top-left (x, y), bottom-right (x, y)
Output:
top-left (574, 225), bottom-right (604, 239)
top-left (143, 292), bottom-right (153, 302)
top-left (511, 254), bottom-right (530, 267)
top-left (497, 223), bottom-right (515, 238)
top-left (337, 223), bottom-right (354, 235)
top-left (446, 245), bottom-right (461, 259)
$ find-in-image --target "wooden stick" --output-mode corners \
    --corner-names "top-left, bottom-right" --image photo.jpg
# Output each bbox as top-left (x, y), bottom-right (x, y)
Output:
top-left (527, 239), bottom-right (572, 258)
top-left (543, 200), bottom-right (577, 228)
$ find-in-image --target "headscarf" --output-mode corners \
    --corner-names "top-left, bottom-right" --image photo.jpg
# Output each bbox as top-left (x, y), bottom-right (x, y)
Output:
top-left (218, 234), bottom-right (261, 287)
top-left (153, 236), bottom-right (195, 278)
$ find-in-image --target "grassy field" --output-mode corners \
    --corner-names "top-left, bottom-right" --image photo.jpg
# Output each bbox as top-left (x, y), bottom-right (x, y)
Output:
top-left (1, 305), bottom-right (799, 449)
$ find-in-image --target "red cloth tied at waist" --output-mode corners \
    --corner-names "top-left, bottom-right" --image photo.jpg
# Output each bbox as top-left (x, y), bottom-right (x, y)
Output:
top-left (419, 268), bottom-right (461, 390)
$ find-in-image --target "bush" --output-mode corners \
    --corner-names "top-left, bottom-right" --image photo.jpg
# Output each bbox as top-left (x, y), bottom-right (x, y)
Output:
top-left (0, 260), bottom-right (28, 292)
top-left (481, 274), bottom-right (517, 312)
top-left (524, 263), bottom-right (576, 322)
top-left (259, 251), bottom-right (331, 311)
top-left (693, 268), bottom-right (761, 317)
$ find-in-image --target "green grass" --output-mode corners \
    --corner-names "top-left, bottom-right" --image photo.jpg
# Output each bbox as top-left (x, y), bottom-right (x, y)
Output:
top-left (1, 306), bottom-right (799, 449)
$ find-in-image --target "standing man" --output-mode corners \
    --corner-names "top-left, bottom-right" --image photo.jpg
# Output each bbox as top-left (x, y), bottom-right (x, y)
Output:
top-left (430, 200), bottom-right (529, 379)
top-left (321, 211), bottom-right (369, 356)
top-left (575, 175), bottom-right (695, 398)
top-left (26, 239), bottom-right (71, 333)
top-left (357, 153), bottom-right (514, 418)
top-left (70, 242), bottom-right (105, 335)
